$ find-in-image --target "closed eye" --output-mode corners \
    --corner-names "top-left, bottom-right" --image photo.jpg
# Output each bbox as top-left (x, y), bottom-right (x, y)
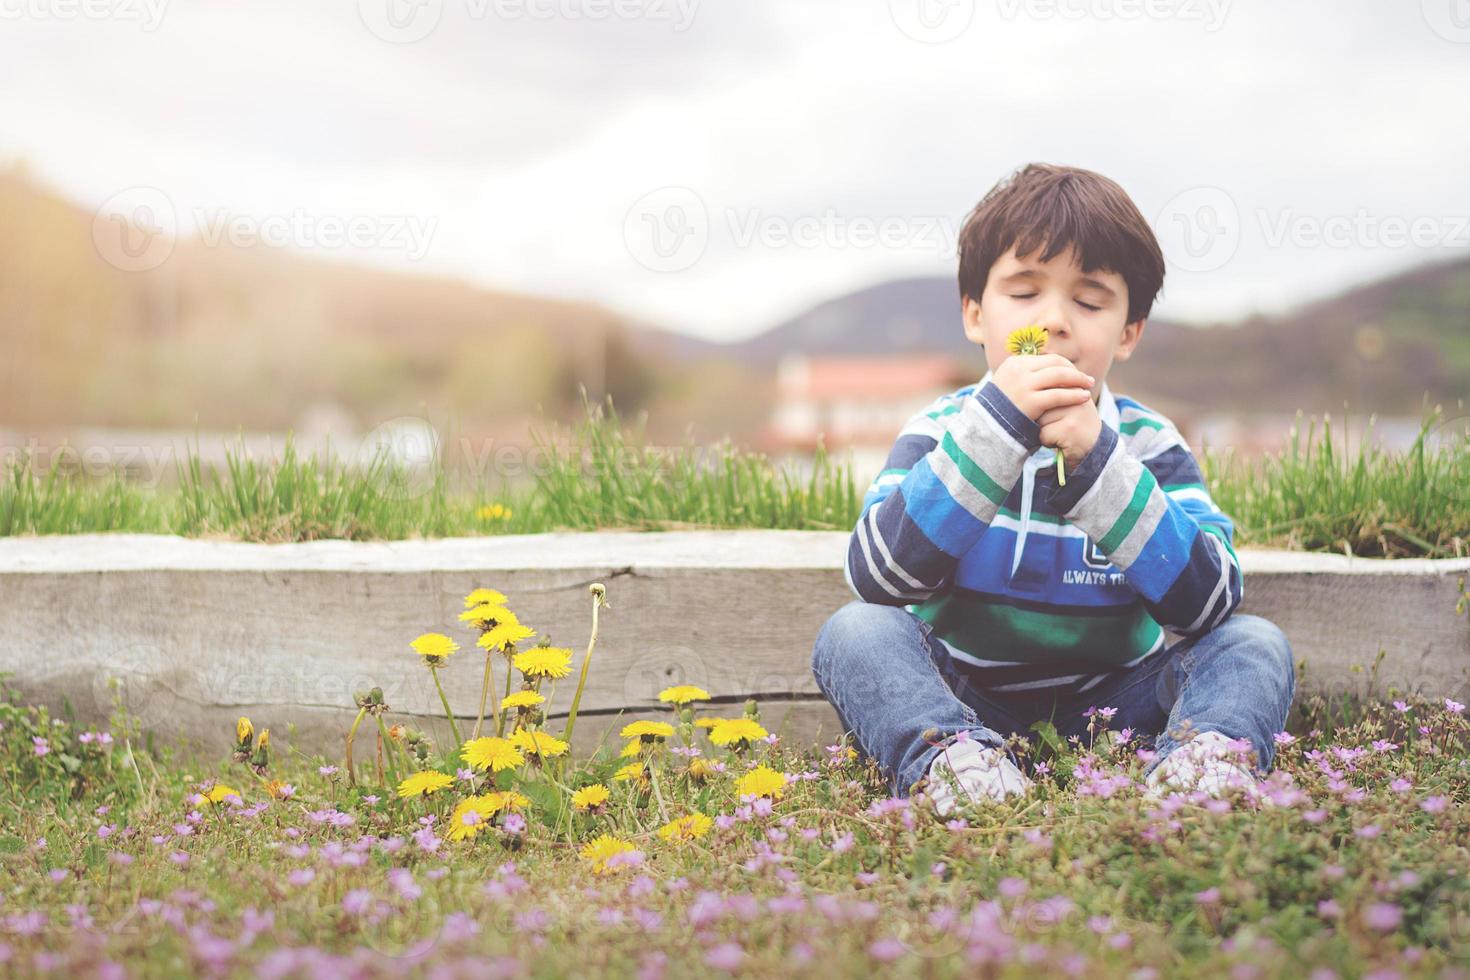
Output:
top-left (1011, 292), bottom-right (1102, 312)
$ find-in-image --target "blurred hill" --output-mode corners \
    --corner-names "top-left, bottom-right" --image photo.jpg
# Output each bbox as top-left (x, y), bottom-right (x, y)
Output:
top-left (0, 168), bottom-right (772, 449)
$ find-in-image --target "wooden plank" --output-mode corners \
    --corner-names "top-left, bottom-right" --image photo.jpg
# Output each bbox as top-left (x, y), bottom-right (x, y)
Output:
top-left (1, 533), bottom-right (1466, 757)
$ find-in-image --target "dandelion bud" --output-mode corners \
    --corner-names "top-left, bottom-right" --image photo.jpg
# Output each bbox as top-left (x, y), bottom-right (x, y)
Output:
top-left (250, 728), bottom-right (271, 771)
top-left (232, 716), bottom-right (255, 762)
top-left (743, 699), bottom-right (759, 722)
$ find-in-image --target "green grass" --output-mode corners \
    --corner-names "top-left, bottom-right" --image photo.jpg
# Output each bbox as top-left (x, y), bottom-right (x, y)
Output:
top-left (1, 391), bottom-right (1466, 557)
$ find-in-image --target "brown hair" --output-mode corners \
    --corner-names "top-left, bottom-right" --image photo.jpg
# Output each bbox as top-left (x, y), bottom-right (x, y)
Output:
top-left (956, 163), bottom-right (1165, 325)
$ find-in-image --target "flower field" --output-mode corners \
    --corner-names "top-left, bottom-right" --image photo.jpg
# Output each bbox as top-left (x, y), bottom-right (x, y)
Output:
top-left (2, 581), bottom-right (1469, 979)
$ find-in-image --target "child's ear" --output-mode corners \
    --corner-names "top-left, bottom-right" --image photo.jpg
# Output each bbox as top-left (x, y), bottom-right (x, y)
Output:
top-left (1113, 318), bottom-right (1146, 362)
top-left (961, 295), bottom-right (984, 345)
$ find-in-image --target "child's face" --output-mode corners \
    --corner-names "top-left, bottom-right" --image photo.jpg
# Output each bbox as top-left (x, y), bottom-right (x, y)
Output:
top-left (961, 243), bottom-right (1146, 404)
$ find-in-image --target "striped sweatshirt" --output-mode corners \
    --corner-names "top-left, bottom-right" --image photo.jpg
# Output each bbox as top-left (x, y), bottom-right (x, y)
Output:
top-left (844, 369), bottom-right (1244, 696)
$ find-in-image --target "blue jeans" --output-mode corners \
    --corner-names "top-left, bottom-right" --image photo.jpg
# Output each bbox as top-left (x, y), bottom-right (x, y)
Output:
top-left (810, 600), bottom-right (1297, 795)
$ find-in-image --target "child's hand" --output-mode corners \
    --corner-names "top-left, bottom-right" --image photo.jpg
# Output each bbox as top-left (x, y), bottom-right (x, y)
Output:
top-left (1038, 396), bottom-right (1103, 471)
top-left (991, 352), bottom-right (1096, 423)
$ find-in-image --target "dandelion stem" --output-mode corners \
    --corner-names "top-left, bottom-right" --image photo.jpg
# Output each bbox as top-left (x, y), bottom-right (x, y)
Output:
top-left (344, 707), bottom-right (368, 787)
top-left (430, 668), bottom-right (464, 749)
top-left (648, 762), bottom-right (671, 824)
top-left (562, 583), bottom-right (607, 751)
top-left (498, 652), bottom-right (515, 738)
top-left (472, 651), bottom-right (498, 740)
top-left (374, 715), bottom-right (401, 784)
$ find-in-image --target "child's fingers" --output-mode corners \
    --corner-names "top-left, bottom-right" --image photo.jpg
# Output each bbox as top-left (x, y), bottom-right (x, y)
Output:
top-left (1030, 365), bottom-right (1095, 390)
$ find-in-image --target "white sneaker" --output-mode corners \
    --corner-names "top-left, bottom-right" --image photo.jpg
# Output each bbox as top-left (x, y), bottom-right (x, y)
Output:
top-left (1144, 731), bottom-right (1267, 803)
top-left (925, 740), bottom-right (1034, 816)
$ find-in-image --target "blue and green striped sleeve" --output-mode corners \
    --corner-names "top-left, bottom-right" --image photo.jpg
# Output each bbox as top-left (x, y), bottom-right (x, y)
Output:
top-left (845, 381), bottom-right (1042, 605)
top-left (1045, 423), bottom-right (1244, 637)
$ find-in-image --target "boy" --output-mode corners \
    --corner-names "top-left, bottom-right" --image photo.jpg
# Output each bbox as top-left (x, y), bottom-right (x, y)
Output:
top-left (810, 163), bottom-right (1296, 815)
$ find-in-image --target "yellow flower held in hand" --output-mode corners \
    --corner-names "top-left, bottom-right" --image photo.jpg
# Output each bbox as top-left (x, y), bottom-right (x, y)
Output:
top-left (735, 765), bottom-right (788, 800)
top-left (509, 729), bottom-right (570, 759)
top-left (410, 633), bottom-right (460, 667)
top-left (1005, 323), bottom-right (1050, 356)
top-left (709, 718), bottom-right (768, 747)
top-left (461, 736), bottom-right (525, 773)
top-left (1004, 323), bottom-right (1067, 486)
top-left (657, 685), bottom-right (711, 705)
top-left (657, 812), bottom-right (713, 843)
top-left (620, 720), bottom-right (675, 740)
top-left (580, 834), bottom-right (637, 875)
top-left (571, 784), bottom-right (610, 811)
top-left (513, 646), bottom-right (573, 679)
top-left (397, 770), bottom-right (455, 798)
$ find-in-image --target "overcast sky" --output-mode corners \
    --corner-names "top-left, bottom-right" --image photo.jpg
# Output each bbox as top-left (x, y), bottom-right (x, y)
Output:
top-left (3, 0), bottom-right (1468, 342)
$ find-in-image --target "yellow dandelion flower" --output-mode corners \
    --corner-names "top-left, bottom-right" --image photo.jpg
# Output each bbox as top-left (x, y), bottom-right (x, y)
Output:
top-left (458, 603), bottom-right (512, 627)
top-left (463, 588), bottom-right (508, 608)
top-left (509, 729), bottom-right (570, 759)
top-left (236, 716), bottom-right (253, 744)
top-left (397, 770), bottom-right (455, 798)
top-left (694, 718), bottom-right (722, 730)
top-left (735, 765), bottom-right (788, 800)
top-left (461, 737), bottom-right (525, 773)
top-left (688, 757), bottom-right (718, 780)
top-left (500, 690), bottom-right (546, 710)
top-left (572, 784), bottom-right (610, 811)
top-left (204, 783), bottom-right (242, 805)
top-left (483, 789), bottom-right (531, 812)
top-left (620, 738), bottom-right (643, 759)
top-left (709, 718), bottom-right (768, 747)
top-left (613, 761), bottom-right (647, 783)
top-left (410, 632), bottom-right (460, 666)
top-left (620, 720), bottom-right (675, 740)
top-left (257, 728), bottom-right (270, 749)
top-left (657, 812), bottom-right (713, 843)
top-left (1005, 324), bottom-right (1050, 356)
top-left (446, 795), bottom-right (500, 841)
top-left (476, 503), bottom-right (512, 521)
top-left (580, 834), bottom-right (636, 875)
top-left (479, 618), bottom-right (537, 653)
top-left (1005, 324), bottom-right (1070, 486)
top-left (513, 646), bottom-right (573, 679)
top-left (657, 685), bottom-right (712, 705)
